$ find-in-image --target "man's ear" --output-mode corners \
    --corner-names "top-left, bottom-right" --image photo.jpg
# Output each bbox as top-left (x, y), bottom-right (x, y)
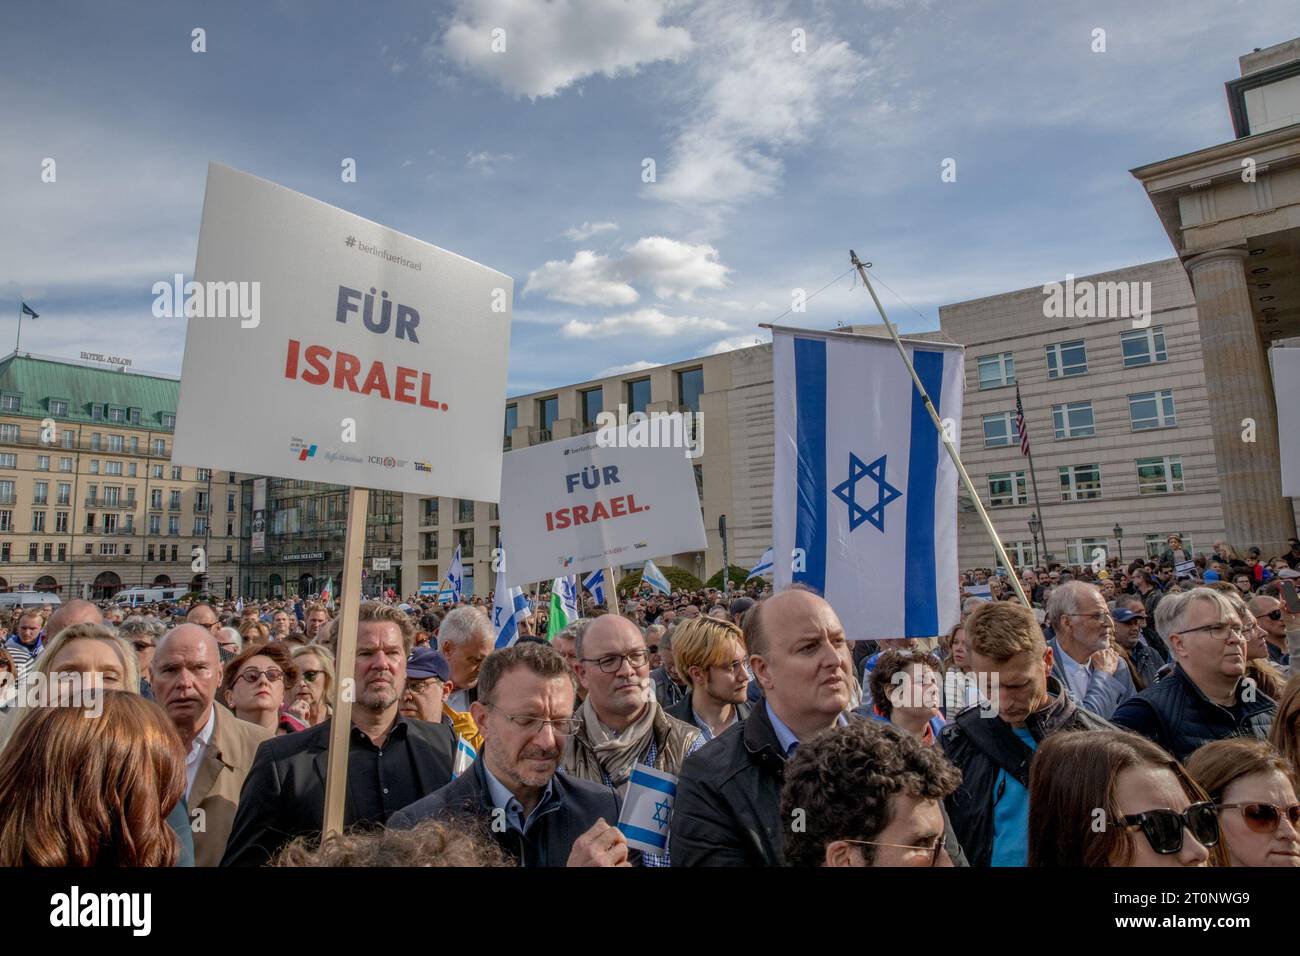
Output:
top-left (574, 661), bottom-right (591, 692)
top-left (824, 840), bottom-right (863, 868)
top-left (223, 688), bottom-right (234, 709)
top-left (1042, 645), bottom-right (1054, 673)
top-left (469, 700), bottom-right (487, 728)
top-left (750, 653), bottom-right (773, 690)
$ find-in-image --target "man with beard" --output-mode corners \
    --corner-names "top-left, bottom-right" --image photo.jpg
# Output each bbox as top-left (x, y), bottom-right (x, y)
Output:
top-left (222, 602), bottom-right (456, 866)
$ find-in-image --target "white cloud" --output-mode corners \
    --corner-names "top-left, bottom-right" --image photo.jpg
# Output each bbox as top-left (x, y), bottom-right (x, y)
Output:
top-left (596, 360), bottom-right (659, 377)
top-left (704, 334), bottom-right (768, 355)
top-left (437, 0), bottom-right (692, 99)
top-left (619, 236), bottom-right (729, 300)
top-left (465, 150), bottom-right (517, 174)
top-left (525, 237), bottom-right (729, 305)
top-left (561, 307), bottom-right (733, 339)
top-left (524, 251), bottom-right (639, 306)
top-left (652, 0), bottom-right (868, 207)
top-left (562, 220), bottom-right (619, 241)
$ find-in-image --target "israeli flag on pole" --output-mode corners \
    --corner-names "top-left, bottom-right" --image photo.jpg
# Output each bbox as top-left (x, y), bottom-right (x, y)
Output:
top-left (452, 735), bottom-right (477, 778)
top-left (617, 764), bottom-right (678, 854)
top-left (444, 545), bottom-right (464, 603)
top-left (747, 547), bottom-right (775, 580)
top-left (642, 559), bottom-right (671, 596)
top-left (582, 568), bottom-right (606, 605)
top-left (772, 328), bottom-right (963, 640)
top-left (492, 538), bottom-right (529, 649)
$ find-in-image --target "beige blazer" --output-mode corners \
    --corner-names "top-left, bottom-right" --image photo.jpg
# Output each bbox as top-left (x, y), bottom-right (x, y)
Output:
top-left (189, 705), bottom-right (272, 867)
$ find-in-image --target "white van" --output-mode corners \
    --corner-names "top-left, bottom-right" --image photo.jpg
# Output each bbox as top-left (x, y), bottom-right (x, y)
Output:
top-left (0, 591), bottom-right (62, 611)
top-left (112, 586), bottom-right (186, 607)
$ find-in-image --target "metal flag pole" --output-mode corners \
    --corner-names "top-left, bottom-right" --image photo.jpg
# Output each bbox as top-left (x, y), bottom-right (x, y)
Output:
top-left (846, 250), bottom-right (1030, 608)
top-left (15, 302), bottom-right (23, 353)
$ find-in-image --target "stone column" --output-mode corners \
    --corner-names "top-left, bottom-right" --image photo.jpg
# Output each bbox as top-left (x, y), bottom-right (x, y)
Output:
top-left (1186, 247), bottom-right (1297, 556)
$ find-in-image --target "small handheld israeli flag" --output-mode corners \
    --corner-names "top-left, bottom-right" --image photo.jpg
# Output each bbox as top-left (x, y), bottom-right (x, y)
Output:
top-left (747, 547), bottom-right (774, 580)
top-left (452, 735), bottom-right (477, 778)
top-left (444, 545), bottom-right (464, 603)
top-left (492, 540), bottom-right (529, 649)
top-left (641, 559), bottom-right (671, 596)
top-left (617, 764), bottom-right (678, 854)
top-left (582, 568), bottom-right (606, 605)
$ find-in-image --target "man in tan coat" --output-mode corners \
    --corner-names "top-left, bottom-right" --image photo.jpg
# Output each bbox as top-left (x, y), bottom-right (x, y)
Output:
top-left (152, 624), bottom-right (271, 866)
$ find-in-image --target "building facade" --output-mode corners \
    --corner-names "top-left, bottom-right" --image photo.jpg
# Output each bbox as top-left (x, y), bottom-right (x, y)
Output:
top-left (0, 352), bottom-right (245, 599)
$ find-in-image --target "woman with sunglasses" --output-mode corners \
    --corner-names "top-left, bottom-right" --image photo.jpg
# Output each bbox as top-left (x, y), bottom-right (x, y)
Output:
top-left (1029, 730), bottom-right (1225, 866)
top-left (221, 643), bottom-right (300, 735)
top-left (287, 643), bottom-right (335, 727)
top-left (1187, 738), bottom-right (1300, 866)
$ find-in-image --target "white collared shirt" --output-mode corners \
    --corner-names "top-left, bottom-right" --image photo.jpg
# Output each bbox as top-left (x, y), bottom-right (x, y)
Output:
top-left (1057, 646), bottom-right (1092, 702)
top-left (185, 705), bottom-right (218, 801)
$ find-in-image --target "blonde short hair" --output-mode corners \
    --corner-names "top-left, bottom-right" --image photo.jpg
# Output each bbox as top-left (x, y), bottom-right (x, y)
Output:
top-left (671, 616), bottom-right (746, 687)
top-left (965, 601), bottom-right (1045, 663)
top-left (35, 623), bottom-right (140, 693)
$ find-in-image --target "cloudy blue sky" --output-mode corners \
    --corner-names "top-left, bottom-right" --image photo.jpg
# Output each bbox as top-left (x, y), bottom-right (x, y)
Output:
top-left (0, 0), bottom-right (1293, 393)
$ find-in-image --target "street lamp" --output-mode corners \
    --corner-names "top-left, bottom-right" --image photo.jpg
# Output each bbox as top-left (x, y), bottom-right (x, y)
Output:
top-left (1028, 512), bottom-right (1041, 566)
top-left (1113, 522), bottom-right (1124, 564)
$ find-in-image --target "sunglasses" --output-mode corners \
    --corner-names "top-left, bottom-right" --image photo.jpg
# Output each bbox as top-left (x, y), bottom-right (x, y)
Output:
top-left (1217, 802), bottom-right (1300, 833)
top-left (298, 669), bottom-right (324, 683)
top-left (234, 667), bottom-right (284, 684)
top-left (1121, 802), bottom-right (1220, 855)
top-left (1265, 610), bottom-right (1284, 621)
top-left (131, 640), bottom-right (154, 653)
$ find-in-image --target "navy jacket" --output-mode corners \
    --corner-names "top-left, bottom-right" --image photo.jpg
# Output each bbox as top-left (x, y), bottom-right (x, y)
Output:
top-left (390, 759), bottom-right (620, 867)
top-left (1111, 664), bottom-right (1275, 763)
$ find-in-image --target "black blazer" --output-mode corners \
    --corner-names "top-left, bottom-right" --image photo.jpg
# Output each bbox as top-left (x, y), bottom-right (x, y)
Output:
top-left (390, 759), bottom-right (621, 868)
top-left (221, 715), bottom-right (456, 867)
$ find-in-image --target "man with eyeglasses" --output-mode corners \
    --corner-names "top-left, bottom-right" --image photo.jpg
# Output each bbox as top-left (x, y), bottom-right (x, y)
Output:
top-left (1113, 588), bottom-right (1276, 763)
top-left (781, 720), bottom-right (959, 867)
top-left (151, 624), bottom-right (271, 866)
top-left (666, 616), bottom-right (752, 741)
top-left (1044, 581), bottom-right (1134, 719)
top-left (564, 614), bottom-right (703, 866)
top-left (186, 602), bottom-right (223, 636)
top-left (392, 641), bottom-right (628, 867)
top-left (1248, 593), bottom-right (1297, 673)
top-left (400, 646), bottom-right (482, 751)
top-left (223, 603), bottom-right (457, 866)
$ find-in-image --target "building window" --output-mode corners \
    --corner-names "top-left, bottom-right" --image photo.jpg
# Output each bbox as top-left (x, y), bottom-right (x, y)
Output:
top-left (1058, 463), bottom-right (1102, 501)
top-left (580, 388), bottom-right (603, 429)
top-left (42, 543), bottom-right (51, 562)
top-left (169, 490), bottom-right (181, 510)
top-left (86, 484), bottom-right (97, 506)
top-left (422, 498), bottom-right (439, 525)
top-left (57, 483), bottom-right (70, 505)
top-left (168, 516), bottom-right (179, 535)
top-left (227, 492), bottom-right (235, 512)
top-left (83, 543), bottom-right (92, 555)
top-left (28, 543), bottom-right (37, 562)
top-left (148, 545), bottom-right (155, 562)
top-left (108, 406), bottom-right (125, 423)
top-left (627, 378), bottom-right (652, 415)
top-left (91, 404), bottom-right (103, 421)
top-left (1, 544), bottom-right (8, 562)
top-left (0, 511), bottom-right (10, 531)
top-left (104, 514), bottom-right (118, 534)
top-left (104, 486), bottom-right (120, 506)
top-left (151, 489), bottom-right (163, 509)
top-left (33, 482), bottom-right (47, 505)
top-left (1045, 340), bottom-right (1088, 379)
top-left (89, 460), bottom-right (99, 475)
top-left (50, 399), bottom-right (68, 417)
top-left (171, 466), bottom-right (182, 480)
top-left (457, 499), bottom-right (475, 523)
top-left (225, 544), bottom-right (232, 561)
top-left (162, 414), bottom-right (176, 429)
top-left (194, 517), bottom-right (208, 536)
top-left (1067, 538), bottom-right (1111, 566)
top-left (1145, 533), bottom-right (1193, 559)
top-left (128, 462), bottom-right (136, 477)
top-left (536, 397), bottom-right (558, 435)
top-left (59, 457), bottom-right (72, 472)
top-left (226, 520), bottom-right (233, 536)
top-left (457, 528), bottom-right (474, 553)
top-left (149, 515), bottom-right (160, 535)
top-left (1052, 401), bottom-right (1096, 440)
top-left (35, 455), bottom-right (49, 471)
top-left (0, 394), bottom-right (20, 413)
top-left (152, 438), bottom-right (166, 456)
top-left (105, 460), bottom-right (122, 476)
top-left (195, 491), bottom-right (209, 512)
top-left (982, 412), bottom-right (1020, 448)
top-left (56, 543), bottom-right (65, 562)
top-left (31, 511), bottom-right (45, 532)
top-left (197, 468), bottom-right (211, 481)
top-left (107, 435), bottom-right (123, 453)
top-left (977, 352), bottom-right (1016, 389)
top-left (997, 541), bottom-right (1035, 567)
top-left (90, 433), bottom-right (101, 451)
top-left (152, 464), bottom-right (163, 479)
top-left (60, 431), bottom-right (74, 449)
top-left (987, 471), bottom-right (1028, 507)
top-left (55, 511), bottom-right (67, 532)
top-left (0, 424), bottom-right (17, 443)
top-left (1137, 456), bottom-right (1184, 495)
top-left (1129, 390), bottom-right (1176, 430)
top-left (677, 367), bottom-right (704, 413)
top-left (228, 472), bottom-right (236, 483)
top-left (171, 545), bottom-right (178, 562)
top-left (0, 480), bottom-right (13, 503)
top-left (0, 453), bottom-right (16, 470)
top-left (100, 543), bottom-right (117, 556)
top-left (129, 408), bottom-right (141, 425)
top-left (1121, 326), bottom-right (1167, 367)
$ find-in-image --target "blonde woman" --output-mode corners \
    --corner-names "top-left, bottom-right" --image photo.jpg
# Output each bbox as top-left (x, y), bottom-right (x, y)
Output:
top-left (287, 643), bottom-right (335, 726)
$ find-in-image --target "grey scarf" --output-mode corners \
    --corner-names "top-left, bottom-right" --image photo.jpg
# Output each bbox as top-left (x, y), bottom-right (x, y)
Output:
top-left (577, 694), bottom-right (658, 793)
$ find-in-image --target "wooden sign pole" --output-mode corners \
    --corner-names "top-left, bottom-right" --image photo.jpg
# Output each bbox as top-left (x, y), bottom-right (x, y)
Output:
top-left (606, 564), bottom-right (620, 615)
top-left (322, 485), bottom-right (370, 838)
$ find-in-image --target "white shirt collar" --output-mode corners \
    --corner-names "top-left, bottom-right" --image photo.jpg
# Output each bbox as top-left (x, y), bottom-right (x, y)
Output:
top-left (184, 705), bottom-right (218, 800)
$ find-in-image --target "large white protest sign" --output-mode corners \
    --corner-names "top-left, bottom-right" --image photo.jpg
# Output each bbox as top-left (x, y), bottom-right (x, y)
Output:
top-left (1274, 348), bottom-right (1300, 497)
top-left (498, 427), bottom-right (707, 587)
top-left (172, 163), bottom-right (513, 499)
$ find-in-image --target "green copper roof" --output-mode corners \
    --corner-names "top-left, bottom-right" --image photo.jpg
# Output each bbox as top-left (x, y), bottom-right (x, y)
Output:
top-left (0, 352), bottom-right (178, 431)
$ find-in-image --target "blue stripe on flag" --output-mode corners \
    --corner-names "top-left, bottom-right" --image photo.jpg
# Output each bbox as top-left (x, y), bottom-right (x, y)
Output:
top-left (793, 338), bottom-right (827, 594)
top-left (629, 769), bottom-right (677, 796)
top-left (904, 350), bottom-right (943, 636)
top-left (618, 822), bottom-right (669, 850)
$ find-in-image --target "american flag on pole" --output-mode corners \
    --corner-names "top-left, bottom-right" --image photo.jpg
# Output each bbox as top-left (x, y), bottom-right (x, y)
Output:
top-left (1015, 386), bottom-right (1030, 457)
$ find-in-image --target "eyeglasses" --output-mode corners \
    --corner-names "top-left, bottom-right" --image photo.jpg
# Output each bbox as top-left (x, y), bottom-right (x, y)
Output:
top-left (404, 677), bottom-right (443, 695)
top-left (131, 640), bottom-right (153, 653)
top-left (488, 707), bottom-right (582, 736)
top-left (713, 659), bottom-right (749, 677)
top-left (1216, 802), bottom-right (1300, 833)
top-left (1178, 623), bottom-right (1247, 641)
top-left (1067, 611), bottom-right (1112, 624)
top-left (1264, 610), bottom-right (1284, 621)
top-left (234, 667), bottom-right (284, 684)
top-left (1120, 802), bottom-right (1220, 855)
top-left (841, 834), bottom-right (946, 866)
top-left (298, 669), bottom-right (324, 684)
top-left (579, 650), bottom-right (649, 673)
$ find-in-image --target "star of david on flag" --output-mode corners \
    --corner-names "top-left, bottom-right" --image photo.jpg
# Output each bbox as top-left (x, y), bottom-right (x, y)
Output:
top-left (771, 328), bottom-right (964, 640)
top-left (617, 764), bottom-right (678, 854)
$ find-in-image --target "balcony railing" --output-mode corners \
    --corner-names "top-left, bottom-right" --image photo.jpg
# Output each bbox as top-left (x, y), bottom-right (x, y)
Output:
top-left (85, 497), bottom-right (136, 510)
top-left (0, 494), bottom-right (16, 505)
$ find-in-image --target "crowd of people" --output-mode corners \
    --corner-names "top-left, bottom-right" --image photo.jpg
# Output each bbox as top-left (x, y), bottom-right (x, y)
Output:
top-left (0, 531), bottom-right (1297, 869)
